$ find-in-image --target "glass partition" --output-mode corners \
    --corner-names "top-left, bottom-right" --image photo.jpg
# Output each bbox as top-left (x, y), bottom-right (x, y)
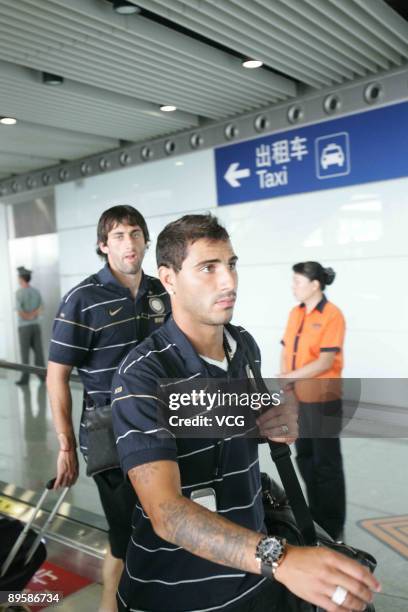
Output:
top-left (0, 363), bottom-right (106, 527)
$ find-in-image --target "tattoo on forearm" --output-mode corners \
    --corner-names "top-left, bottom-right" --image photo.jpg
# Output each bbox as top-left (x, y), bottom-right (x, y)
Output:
top-left (129, 463), bottom-right (160, 487)
top-left (158, 498), bottom-right (259, 571)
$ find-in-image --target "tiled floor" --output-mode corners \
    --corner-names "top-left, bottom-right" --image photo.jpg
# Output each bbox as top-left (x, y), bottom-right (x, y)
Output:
top-left (1, 370), bottom-right (407, 611)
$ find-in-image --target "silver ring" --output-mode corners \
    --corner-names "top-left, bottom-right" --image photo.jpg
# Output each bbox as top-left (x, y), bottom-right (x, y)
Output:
top-left (331, 586), bottom-right (348, 605)
top-left (281, 424), bottom-right (289, 435)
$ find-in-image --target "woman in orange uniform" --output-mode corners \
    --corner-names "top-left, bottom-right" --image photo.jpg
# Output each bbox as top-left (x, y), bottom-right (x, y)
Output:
top-left (279, 261), bottom-right (346, 541)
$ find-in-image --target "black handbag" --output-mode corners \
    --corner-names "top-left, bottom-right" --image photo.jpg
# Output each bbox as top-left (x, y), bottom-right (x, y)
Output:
top-left (234, 327), bottom-right (377, 611)
top-left (83, 403), bottom-right (120, 477)
top-left (261, 473), bottom-right (376, 611)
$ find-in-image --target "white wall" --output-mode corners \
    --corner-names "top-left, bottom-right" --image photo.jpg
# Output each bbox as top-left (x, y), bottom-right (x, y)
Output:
top-left (55, 147), bottom-right (408, 394)
top-left (0, 203), bottom-right (16, 361)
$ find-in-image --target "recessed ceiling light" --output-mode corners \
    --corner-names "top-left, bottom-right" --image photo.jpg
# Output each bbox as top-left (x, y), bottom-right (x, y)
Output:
top-left (175, 161), bottom-right (184, 166)
top-left (160, 105), bottom-right (177, 112)
top-left (0, 117), bottom-right (17, 125)
top-left (242, 59), bottom-right (263, 69)
top-left (42, 72), bottom-right (64, 85)
top-left (113, 0), bottom-right (141, 14)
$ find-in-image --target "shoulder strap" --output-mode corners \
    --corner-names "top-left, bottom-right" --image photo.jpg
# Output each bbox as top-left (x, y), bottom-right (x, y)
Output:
top-left (235, 327), bottom-right (317, 546)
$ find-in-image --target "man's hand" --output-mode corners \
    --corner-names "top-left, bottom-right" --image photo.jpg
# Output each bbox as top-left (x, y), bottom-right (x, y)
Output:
top-left (47, 362), bottom-right (77, 489)
top-left (256, 389), bottom-right (298, 444)
top-left (275, 544), bottom-right (381, 611)
top-left (54, 448), bottom-right (79, 489)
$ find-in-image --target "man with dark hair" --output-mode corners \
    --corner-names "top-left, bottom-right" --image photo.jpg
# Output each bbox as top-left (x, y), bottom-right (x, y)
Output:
top-left (15, 266), bottom-right (45, 385)
top-left (47, 205), bottom-right (170, 612)
top-left (112, 214), bottom-right (380, 611)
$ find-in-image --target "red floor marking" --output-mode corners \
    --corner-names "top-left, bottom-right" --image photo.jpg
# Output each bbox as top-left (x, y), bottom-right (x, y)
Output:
top-left (24, 560), bottom-right (93, 610)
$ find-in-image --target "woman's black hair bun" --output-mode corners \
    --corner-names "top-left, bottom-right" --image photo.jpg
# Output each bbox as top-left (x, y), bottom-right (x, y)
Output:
top-left (324, 267), bottom-right (336, 285)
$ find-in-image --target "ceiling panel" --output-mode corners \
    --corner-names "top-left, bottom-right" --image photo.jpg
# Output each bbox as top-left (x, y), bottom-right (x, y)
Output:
top-left (0, 151), bottom-right (58, 174)
top-left (0, 122), bottom-right (118, 160)
top-left (0, 0), bottom-right (407, 181)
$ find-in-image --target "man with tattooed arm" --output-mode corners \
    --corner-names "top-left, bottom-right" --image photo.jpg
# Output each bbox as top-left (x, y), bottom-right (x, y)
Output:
top-left (112, 214), bottom-right (380, 612)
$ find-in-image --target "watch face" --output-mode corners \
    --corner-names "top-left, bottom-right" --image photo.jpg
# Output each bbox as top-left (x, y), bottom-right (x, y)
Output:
top-left (258, 537), bottom-right (283, 564)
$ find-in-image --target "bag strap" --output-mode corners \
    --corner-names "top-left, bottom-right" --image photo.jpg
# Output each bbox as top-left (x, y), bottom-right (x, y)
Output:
top-left (233, 326), bottom-right (317, 546)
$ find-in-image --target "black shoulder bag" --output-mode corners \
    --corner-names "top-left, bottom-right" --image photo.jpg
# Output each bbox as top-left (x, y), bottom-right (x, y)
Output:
top-left (237, 329), bottom-right (377, 612)
top-left (84, 397), bottom-right (120, 477)
top-left (84, 298), bottom-right (152, 477)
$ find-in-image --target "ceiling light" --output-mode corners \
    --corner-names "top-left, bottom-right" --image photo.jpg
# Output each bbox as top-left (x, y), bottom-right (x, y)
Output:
top-left (119, 152), bottom-right (131, 166)
top-left (26, 177), bottom-right (37, 189)
top-left (113, 1), bottom-right (141, 14)
top-left (42, 72), bottom-right (64, 85)
top-left (190, 133), bottom-right (203, 149)
top-left (0, 117), bottom-right (17, 125)
top-left (99, 158), bottom-right (111, 171)
top-left (242, 59), bottom-right (263, 69)
top-left (160, 105), bottom-right (177, 112)
top-left (80, 162), bottom-right (92, 176)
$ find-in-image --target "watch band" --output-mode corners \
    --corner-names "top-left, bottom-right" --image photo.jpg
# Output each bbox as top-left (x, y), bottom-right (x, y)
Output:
top-left (256, 536), bottom-right (287, 579)
top-left (260, 561), bottom-right (273, 578)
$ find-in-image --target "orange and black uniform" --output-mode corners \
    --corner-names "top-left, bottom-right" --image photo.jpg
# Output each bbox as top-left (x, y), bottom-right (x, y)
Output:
top-left (282, 295), bottom-right (344, 378)
top-left (281, 295), bottom-right (346, 539)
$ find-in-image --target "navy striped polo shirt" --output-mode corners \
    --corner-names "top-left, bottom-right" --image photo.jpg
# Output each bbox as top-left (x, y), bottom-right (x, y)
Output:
top-left (48, 263), bottom-right (170, 454)
top-left (112, 316), bottom-right (267, 612)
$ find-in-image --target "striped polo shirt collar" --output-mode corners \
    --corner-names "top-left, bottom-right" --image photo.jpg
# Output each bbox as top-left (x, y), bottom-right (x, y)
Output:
top-left (165, 316), bottom-right (207, 374)
top-left (97, 263), bottom-right (150, 302)
top-left (165, 316), bottom-right (242, 377)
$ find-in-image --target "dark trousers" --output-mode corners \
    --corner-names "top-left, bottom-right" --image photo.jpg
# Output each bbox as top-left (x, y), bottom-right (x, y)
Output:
top-left (295, 435), bottom-right (346, 540)
top-left (93, 468), bottom-right (136, 560)
top-left (18, 324), bottom-right (45, 383)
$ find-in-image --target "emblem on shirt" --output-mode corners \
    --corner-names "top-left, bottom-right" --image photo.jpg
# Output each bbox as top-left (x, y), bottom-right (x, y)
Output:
top-left (114, 386), bottom-right (123, 394)
top-left (109, 306), bottom-right (123, 316)
top-left (149, 297), bottom-right (165, 314)
top-left (312, 323), bottom-right (322, 329)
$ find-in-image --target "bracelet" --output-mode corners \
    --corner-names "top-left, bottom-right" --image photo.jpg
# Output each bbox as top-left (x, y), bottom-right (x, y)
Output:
top-left (58, 432), bottom-right (77, 452)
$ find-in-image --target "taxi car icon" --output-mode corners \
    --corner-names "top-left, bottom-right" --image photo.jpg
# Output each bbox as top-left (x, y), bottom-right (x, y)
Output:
top-left (320, 143), bottom-right (345, 169)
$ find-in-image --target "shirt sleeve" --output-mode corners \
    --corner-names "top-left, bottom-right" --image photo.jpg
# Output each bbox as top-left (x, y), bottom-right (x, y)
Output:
top-left (48, 294), bottom-right (94, 367)
top-left (319, 310), bottom-right (345, 353)
top-left (15, 291), bottom-right (23, 311)
top-left (112, 353), bottom-right (178, 477)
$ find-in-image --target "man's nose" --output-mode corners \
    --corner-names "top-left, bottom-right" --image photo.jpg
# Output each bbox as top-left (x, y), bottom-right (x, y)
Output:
top-left (124, 234), bottom-right (136, 247)
top-left (218, 266), bottom-right (237, 291)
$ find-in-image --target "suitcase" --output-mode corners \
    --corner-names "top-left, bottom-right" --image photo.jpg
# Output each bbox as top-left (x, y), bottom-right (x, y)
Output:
top-left (0, 479), bottom-right (69, 601)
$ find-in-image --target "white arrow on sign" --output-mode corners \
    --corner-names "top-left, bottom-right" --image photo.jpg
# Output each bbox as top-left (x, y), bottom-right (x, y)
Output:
top-left (224, 162), bottom-right (251, 187)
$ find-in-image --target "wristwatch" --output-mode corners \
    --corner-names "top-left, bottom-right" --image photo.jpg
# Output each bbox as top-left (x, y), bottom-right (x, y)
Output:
top-left (255, 536), bottom-right (287, 578)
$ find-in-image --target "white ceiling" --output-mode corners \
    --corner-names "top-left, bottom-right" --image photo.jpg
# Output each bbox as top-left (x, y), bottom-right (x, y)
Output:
top-left (0, 0), bottom-right (407, 180)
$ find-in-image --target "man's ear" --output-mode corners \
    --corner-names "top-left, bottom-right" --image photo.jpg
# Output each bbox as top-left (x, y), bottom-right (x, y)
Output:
top-left (99, 242), bottom-right (109, 255)
top-left (158, 265), bottom-right (176, 295)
